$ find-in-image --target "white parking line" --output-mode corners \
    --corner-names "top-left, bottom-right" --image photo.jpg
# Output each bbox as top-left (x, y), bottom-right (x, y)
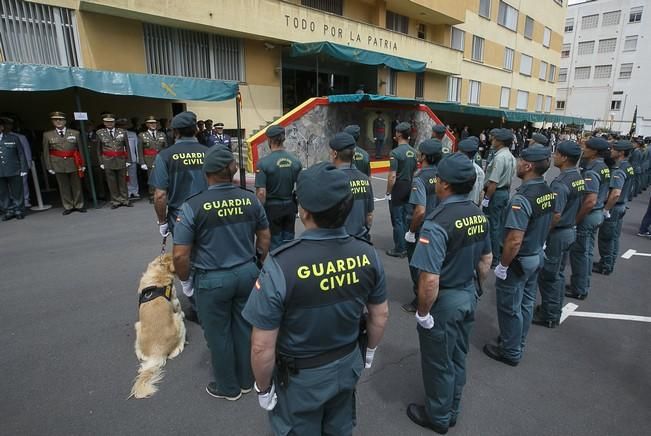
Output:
top-left (621, 249), bottom-right (651, 259)
top-left (560, 303), bottom-right (579, 324)
top-left (372, 176), bottom-right (387, 181)
top-left (570, 312), bottom-right (651, 323)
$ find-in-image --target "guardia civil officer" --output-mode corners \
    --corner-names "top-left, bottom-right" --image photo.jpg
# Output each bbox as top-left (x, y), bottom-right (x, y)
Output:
top-left (482, 128), bottom-right (517, 267)
top-left (343, 124), bottom-right (371, 176)
top-left (173, 147), bottom-right (270, 400)
top-left (96, 114), bottom-right (133, 209)
top-left (138, 115), bottom-right (168, 203)
top-left (529, 132), bottom-right (549, 147)
top-left (534, 141), bottom-right (584, 328)
top-left (483, 145), bottom-right (554, 366)
top-left (629, 138), bottom-right (643, 198)
top-left (386, 122), bottom-right (417, 257)
top-left (0, 117), bottom-right (29, 220)
top-left (402, 139), bottom-right (442, 312)
top-left (408, 153), bottom-right (492, 433)
top-left (566, 137), bottom-right (610, 300)
top-left (213, 122), bottom-right (231, 148)
top-left (150, 111), bottom-right (208, 237)
top-left (242, 162), bottom-right (389, 436)
top-left (457, 138), bottom-right (485, 206)
top-left (255, 125), bottom-right (302, 250)
top-left (432, 124), bottom-right (452, 155)
top-left (594, 140), bottom-right (635, 275)
top-left (42, 112), bottom-right (86, 214)
top-left (328, 132), bottom-right (374, 239)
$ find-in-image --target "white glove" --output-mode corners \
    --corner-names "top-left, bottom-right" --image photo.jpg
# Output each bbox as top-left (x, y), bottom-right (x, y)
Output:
top-left (159, 222), bottom-right (169, 237)
top-left (385, 194), bottom-right (392, 201)
top-left (255, 382), bottom-right (278, 411)
top-left (48, 169), bottom-right (55, 175)
top-left (365, 347), bottom-right (377, 368)
top-left (126, 162), bottom-right (131, 168)
top-left (415, 312), bottom-right (434, 329)
top-left (481, 197), bottom-right (490, 208)
top-left (100, 164), bottom-right (105, 170)
top-left (181, 279), bottom-right (194, 297)
top-left (20, 172), bottom-right (28, 177)
top-left (603, 209), bottom-right (611, 219)
top-left (405, 231), bottom-right (416, 243)
top-left (141, 164), bottom-right (148, 170)
top-left (81, 166), bottom-right (86, 172)
top-left (494, 263), bottom-right (508, 280)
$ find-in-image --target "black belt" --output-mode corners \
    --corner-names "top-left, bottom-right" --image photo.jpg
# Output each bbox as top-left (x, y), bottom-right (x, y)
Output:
top-left (552, 225), bottom-right (575, 231)
top-left (280, 341), bottom-right (357, 370)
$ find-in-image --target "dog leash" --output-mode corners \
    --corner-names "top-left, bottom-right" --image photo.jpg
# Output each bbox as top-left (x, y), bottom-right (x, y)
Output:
top-left (159, 233), bottom-right (168, 263)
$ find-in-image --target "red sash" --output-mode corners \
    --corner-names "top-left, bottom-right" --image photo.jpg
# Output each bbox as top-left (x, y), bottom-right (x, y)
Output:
top-left (143, 149), bottom-right (158, 156)
top-left (102, 150), bottom-right (128, 158)
top-left (50, 149), bottom-right (84, 178)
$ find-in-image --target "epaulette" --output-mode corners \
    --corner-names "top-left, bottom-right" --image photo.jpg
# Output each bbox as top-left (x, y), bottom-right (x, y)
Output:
top-left (270, 239), bottom-right (302, 256)
top-left (184, 190), bottom-right (203, 201)
top-left (351, 234), bottom-right (373, 246)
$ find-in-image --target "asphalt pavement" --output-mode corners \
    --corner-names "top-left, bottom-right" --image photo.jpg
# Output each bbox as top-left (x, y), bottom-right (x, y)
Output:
top-left (1, 170), bottom-right (650, 436)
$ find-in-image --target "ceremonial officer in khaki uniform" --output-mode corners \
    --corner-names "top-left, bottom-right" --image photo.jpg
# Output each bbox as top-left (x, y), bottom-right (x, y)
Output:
top-left (173, 147), bottom-right (270, 400)
top-left (243, 162), bottom-right (389, 435)
top-left (96, 114), bottom-right (133, 209)
top-left (484, 145), bottom-right (554, 366)
top-left (42, 112), bottom-right (86, 214)
top-left (0, 117), bottom-right (29, 220)
top-left (138, 115), bottom-right (168, 202)
top-left (343, 124), bottom-right (371, 176)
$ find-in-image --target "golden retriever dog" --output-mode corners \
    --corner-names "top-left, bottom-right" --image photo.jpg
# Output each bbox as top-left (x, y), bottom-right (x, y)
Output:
top-left (130, 253), bottom-right (186, 399)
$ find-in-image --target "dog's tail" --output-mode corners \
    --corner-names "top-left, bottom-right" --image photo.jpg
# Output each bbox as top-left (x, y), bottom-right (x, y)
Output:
top-left (130, 356), bottom-right (166, 399)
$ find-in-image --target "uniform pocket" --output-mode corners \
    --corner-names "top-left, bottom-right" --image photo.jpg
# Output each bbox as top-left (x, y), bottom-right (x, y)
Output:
top-left (196, 276), bottom-right (223, 291)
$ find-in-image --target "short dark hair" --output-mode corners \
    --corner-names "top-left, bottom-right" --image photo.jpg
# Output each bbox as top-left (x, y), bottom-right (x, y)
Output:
top-left (205, 165), bottom-right (233, 180)
top-left (532, 159), bottom-right (550, 176)
top-left (500, 138), bottom-right (513, 148)
top-left (462, 151), bottom-right (476, 160)
top-left (270, 134), bottom-right (285, 146)
top-left (425, 152), bottom-right (443, 166)
top-left (559, 153), bottom-right (579, 165)
top-left (311, 195), bottom-right (353, 229)
top-left (598, 148), bottom-right (611, 160)
top-left (397, 130), bottom-right (409, 140)
top-left (622, 149), bottom-right (631, 158)
top-left (449, 176), bottom-right (476, 195)
top-left (336, 147), bottom-right (354, 163)
top-left (177, 126), bottom-right (197, 137)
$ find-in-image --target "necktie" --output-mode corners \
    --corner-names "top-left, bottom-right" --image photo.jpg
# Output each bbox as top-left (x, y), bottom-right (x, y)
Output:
top-left (150, 130), bottom-right (156, 138)
top-left (58, 130), bottom-right (64, 137)
top-left (110, 130), bottom-right (115, 139)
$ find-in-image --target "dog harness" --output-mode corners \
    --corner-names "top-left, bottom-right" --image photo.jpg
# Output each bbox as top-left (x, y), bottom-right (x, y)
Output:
top-left (139, 283), bottom-right (173, 306)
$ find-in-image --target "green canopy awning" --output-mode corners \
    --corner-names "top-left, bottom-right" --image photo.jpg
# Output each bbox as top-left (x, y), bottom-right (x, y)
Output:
top-left (328, 94), bottom-right (421, 105)
top-left (291, 42), bottom-right (426, 73)
top-left (0, 62), bottom-right (238, 101)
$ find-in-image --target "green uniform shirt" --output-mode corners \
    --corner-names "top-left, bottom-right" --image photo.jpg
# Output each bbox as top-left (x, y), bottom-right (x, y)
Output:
top-left (485, 147), bottom-right (516, 189)
top-left (504, 178), bottom-right (554, 256)
top-left (389, 143), bottom-right (417, 182)
top-left (630, 148), bottom-right (642, 173)
top-left (352, 146), bottom-right (371, 176)
top-left (550, 168), bottom-right (585, 228)
top-left (338, 164), bottom-right (374, 238)
top-left (255, 149), bottom-right (302, 203)
top-left (618, 160), bottom-right (635, 205)
top-left (583, 158), bottom-right (610, 210)
top-left (0, 133), bottom-right (28, 177)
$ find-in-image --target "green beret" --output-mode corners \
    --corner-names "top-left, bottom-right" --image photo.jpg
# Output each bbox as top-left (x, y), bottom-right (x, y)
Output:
top-left (432, 124), bottom-right (446, 134)
top-left (266, 125), bottom-right (285, 138)
top-left (531, 133), bottom-right (548, 145)
top-left (521, 145), bottom-right (551, 162)
top-left (556, 140), bottom-right (582, 157)
top-left (489, 128), bottom-right (500, 137)
top-left (613, 140), bottom-right (633, 151)
top-left (395, 122), bottom-right (411, 133)
top-left (586, 136), bottom-right (610, 151)
top-left (438, 153), bottom-right (476, 184)
top-left (458, 138), bottom-right (478, 153)
top-left (418, 139), bottom-right (442, 155)
top-left (343, 125), bottom-right (360, 140)
top-left (170, 111), bottom-right (197, 129)
top-left (203, 147), bottom-right (234, 173)
top-left (329, 132), bottom-right (356, 151)
top-left (468, 136), bottom-right (480, 146)
top-left (493, 128), bottom-right (513, 142)
top-left (297, 162), bottom-right (351, 213)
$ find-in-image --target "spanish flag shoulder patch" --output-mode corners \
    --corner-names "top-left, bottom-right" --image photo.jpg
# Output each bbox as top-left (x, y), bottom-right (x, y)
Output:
top-left (512, 205), bottom-right (522, 210)
top-left (419, 237), bottom-right (430, 244)
top-left (254, 279), bottom-right (261, 290)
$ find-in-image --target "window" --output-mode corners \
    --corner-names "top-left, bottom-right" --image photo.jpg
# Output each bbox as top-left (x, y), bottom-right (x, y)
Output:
top-left (554, 0), bottom-right (564, 5)
top-left (387, 69), bottom-right (398, 95)
top-left (544, 96), bottom-right (552, 113)
top-left (629, 7), bottom-right (643, 23)
top-left (543, 27), bottom-right (551, 47)
top-left (503, 47), bottom-right (514, 71)
top-left (415, 72), bottom-right (424, 99)
top-left (577, 40), bottom-right (595, 55)
top-left (500, 87), bottom-right (511, 108)
top-left (549, 64), bottom-right (557, 82)
top-left (602, 10), bottom-right (621, 26)
top-left (535, 94), bottom-right (544, 112)
top-left (539, 61), bottom-right (548, 80)
top-left (516, 90), bottom-right (529, 110)
top-left (524, 16), bottom-right (534, 39)
top-left (451, 27), bottom-right (465, 51)
top-left (556, 100), bottom-right (566, 110)
top-left (624, 35), bottom-right (638, 51)
top-left (561, 43), bottom-right (571, 57)
top-left (594, 64), bottom-right (612, 79)
top-left (417, 24), bottom-right (426, 39)
top-left (582, 14), bottom-right (599, 29)
top-left (447, 77), bottom-right (461, 102)
top-left (519, 54), bottom-right (532, 76)
top-left (613, 90), bottom-right (624, 95)
top-left (386, 11), bottom-right (409, 34)
top-left (479, 0), bottom-right (491, 19)
top-left (619, 63), bottom-right (633, 79)
top-left (469, 80), bottom-right (481, 105)
top-left (144, 24), bottom-right (243, 80)
top-left (498, 1), bottom-right (518, 31)
top-left (301, 0), bottom-right (343, 15)
top-left (611, 100), bottom-right (622, 110)
top-left (0, 0), bottom-right (80, 66)
top-left (472, 35), bottom-right (484, 62)
top-left (559, 67), bottom-right (568, 82)
top-left (565, 18), bottom-right (574, 32)
top-left (598, 38), bottom-right (617, 53)
top-left (574, 66), bottom-right (591, 80)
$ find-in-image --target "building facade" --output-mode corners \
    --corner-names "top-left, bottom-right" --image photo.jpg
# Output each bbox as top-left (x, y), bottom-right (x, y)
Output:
top-left (0, 0), bottom-right (566, 134)
top-left (556, 0), bottom-right (649, 134)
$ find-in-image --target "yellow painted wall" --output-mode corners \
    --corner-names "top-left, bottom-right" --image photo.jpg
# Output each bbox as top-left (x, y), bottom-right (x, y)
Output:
top-left (396, 72), bottom-right (416, 98)
top-left (481, 82), bottom-right (500, 108)
top-left (423, 72), bottom-right (447, 101)
top-left (344, 0), bottom-right (374, 24)
top-left (484, 39), bottom-right (503, 69)
top-left (244, 39), bottom-right (281, 87)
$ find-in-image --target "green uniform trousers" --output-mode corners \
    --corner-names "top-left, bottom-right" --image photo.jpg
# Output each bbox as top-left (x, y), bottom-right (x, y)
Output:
top-left (104, 167), bottom-right (128, 206)
top-left (597, 205), bottom-right (626, 273)
top-left (270, 349), bottom-right (363, 436)
top-left (195, 261), bottom-right (258, 397)
top-left (483, 189), bottom-right (510, 265)
top-left (538, 227), bottom-right (576, 322)
top-left (0, 175), bottom-right (24, 215)
top-left (569, 210), bottom-right (604, 296)
top-left (418, 288), bottom-right (476, 428)
top-left (55, 171), bottom-right (84, 210)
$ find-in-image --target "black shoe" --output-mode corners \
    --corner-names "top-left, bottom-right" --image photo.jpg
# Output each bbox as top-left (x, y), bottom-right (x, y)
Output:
top-left (2, 214), bottom-right (14, 221)
top-left (532, 314), bottom-right (559, 328)
top-left (449, 417), bottom-right (457, 428)
top-left (406, 404), bottom-right (448, 434)
top-left (564, 290), bottom-right (587, 300)
top-left (401, 301), bottom-right (417, 313)
top-left (123, 202), bottom-right (133, 207)
top-left (185, 309), bottom-right (201, 325)
top-left (15, 214), bottom-right (24, 220)
top-left (592, 263), bottom-right (604, 274)
top-left (110, 204), bottom-right (120, 209)
top-left (77, 208), bottom-right (87, 213)
top-left (205, 382), bottom-right (241, 401)
top-left (62, 209), bottom-right (73, 216)
top-left (482, 344), bottom-right (519, 367)
top-left (386, 249), bottom-right (407, 258)
top-left (240, 386), bottom-right (253, 394)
